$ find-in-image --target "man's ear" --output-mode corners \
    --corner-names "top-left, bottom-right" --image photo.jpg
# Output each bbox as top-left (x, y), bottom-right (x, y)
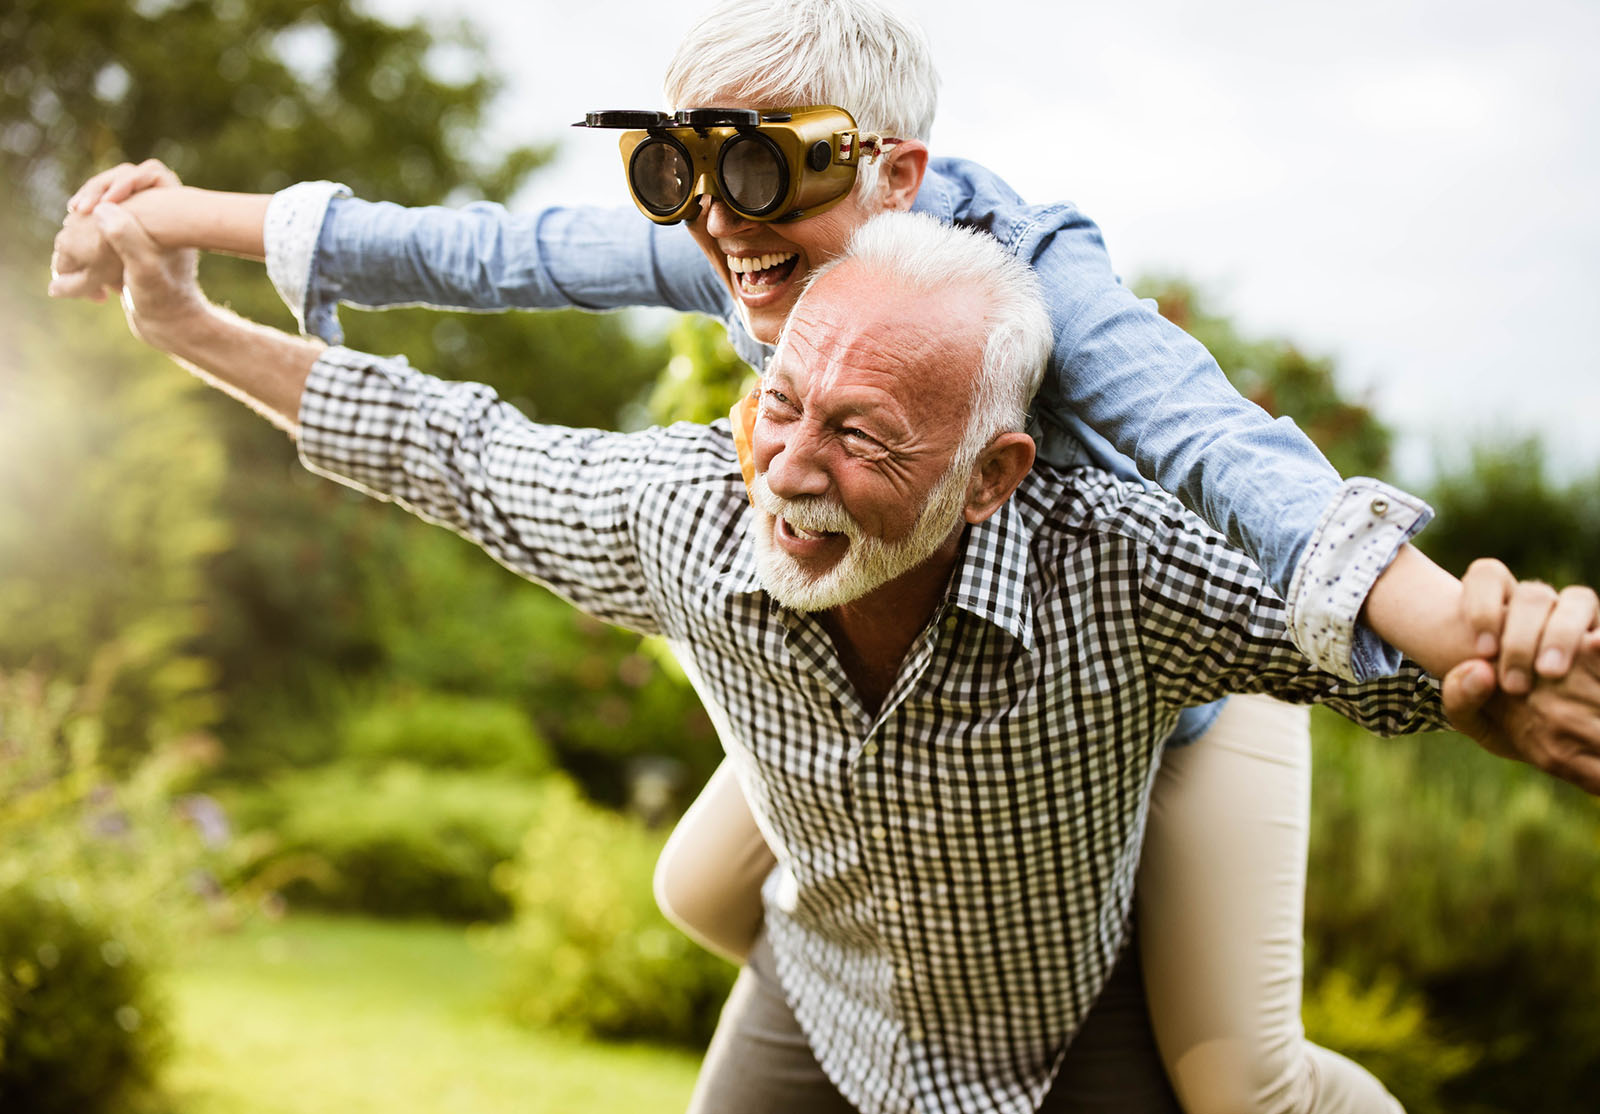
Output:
top-left (963, 432), bottom-right (1035, 524)
top-left (876, 140), bottom-right (928, 212)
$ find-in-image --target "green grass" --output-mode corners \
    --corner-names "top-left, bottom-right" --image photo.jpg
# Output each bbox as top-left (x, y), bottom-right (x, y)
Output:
top-left (164, 914), bottom-right (702, 1114)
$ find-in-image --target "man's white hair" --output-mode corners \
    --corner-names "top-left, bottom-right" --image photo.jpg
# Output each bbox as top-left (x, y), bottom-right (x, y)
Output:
top-left (791, 211), bottom-right (1051, 464)
top-left (663, 0), bottom-right (940, 199)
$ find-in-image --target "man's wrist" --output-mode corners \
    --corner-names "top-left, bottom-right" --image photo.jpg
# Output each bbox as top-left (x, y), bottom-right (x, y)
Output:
top-left (135, 294), bottom-right (222, 358)
top-left (157, 302), bottom-right (320, 430)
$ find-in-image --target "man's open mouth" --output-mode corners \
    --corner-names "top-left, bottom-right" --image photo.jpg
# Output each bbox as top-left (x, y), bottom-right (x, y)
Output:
top-left (776, 516), bottom-right (848, 554)
top-left (781, 517), bottom-right (835, 541)
top-left (727, 252), bottom-right (799, 295)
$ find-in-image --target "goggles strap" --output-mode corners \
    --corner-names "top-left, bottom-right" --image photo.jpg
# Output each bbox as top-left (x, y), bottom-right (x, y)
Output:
top-left (859, 134), bottom-right (902, 161)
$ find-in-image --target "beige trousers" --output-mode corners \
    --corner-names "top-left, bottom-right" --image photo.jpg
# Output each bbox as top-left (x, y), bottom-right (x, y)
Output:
top-left (656, 695), bottom-right (1404, 1114)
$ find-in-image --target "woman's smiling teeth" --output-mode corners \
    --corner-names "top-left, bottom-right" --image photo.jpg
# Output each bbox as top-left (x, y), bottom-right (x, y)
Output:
top-left (727, 252), bottom-right (799, 293)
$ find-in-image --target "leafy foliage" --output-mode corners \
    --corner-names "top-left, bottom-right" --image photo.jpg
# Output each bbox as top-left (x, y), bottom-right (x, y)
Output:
top-left (1304, 710), bottom-right (1600, 1111)
top-left (340, 685), bottom-right (555, 774)
top-left (0, 886), bottom-right (168, 1114)
top-left (645, 314), bottom-right (757, 428)
top-left (0, 0), bottom-right (544, 232)
top-left (1300, 970), bottom-right (1479, 1114)
top-left (0, 277), bottom-right (229, 763)
top-left (234, 763), bottom-right (560, 922)
top-left (0, 667), bottom-right (236, 1113)
top-left (1418, 438), bottom-right (1600, 587)
top-left (495, 779), bottom-right (737, 1045)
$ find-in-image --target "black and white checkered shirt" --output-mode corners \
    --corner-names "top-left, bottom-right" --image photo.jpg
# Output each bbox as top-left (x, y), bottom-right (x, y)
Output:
top-left (299, 348), bottom-right (1448, 1114)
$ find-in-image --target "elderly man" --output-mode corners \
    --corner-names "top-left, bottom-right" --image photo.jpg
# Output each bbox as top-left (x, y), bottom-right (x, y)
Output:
top-left (82, 196), bottom-right (1600, 1114)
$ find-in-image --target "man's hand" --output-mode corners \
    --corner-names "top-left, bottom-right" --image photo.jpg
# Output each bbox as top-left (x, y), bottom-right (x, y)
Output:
top-left (74, 196), bottom-right (316, 430)
top-left (50, 159), bottom-right (183, 303)
top-left (50, 210), bottom-right (125, 301)
top-left (1444, 631), bottom-right (1600, 794)
top-left (91, 202), bottom-right (209, 353)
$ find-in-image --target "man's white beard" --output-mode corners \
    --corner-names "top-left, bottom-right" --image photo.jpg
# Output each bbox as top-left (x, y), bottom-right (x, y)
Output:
top-left (749, 459), bottom-right (971, 613)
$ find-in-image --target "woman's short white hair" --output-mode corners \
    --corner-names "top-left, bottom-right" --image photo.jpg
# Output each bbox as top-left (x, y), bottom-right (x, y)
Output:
top-left (793, 211), bottom-right (1051, 461)
top-left (663, 0), bottom-right (940, 200)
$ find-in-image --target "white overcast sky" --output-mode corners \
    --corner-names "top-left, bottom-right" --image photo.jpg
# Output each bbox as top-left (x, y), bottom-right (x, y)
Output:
top-left (370, 0), bottom-right (1598, 482)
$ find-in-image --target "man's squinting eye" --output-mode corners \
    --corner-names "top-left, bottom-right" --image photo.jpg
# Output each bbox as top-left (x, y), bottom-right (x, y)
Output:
top-left (838, 426), bottom-right (890, 457)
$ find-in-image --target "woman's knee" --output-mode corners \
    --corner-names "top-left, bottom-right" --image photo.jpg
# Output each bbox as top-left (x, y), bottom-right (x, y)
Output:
top-left (653, 832), bottom-right (717, 932)
top-left (1163, 1038), bottom-right (1305, 1114)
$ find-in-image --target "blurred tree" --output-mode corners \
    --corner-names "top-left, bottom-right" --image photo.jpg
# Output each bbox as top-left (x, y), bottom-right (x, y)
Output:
top-left (0, 0), bottom-right (685, 785)
top-left (1418, 438), bottom-right (1600, 587)
top-left (0, 271), bottom-right (228, 755)
top-left (1306, 713), bottom-right (1600, 1111)
top-left (1137, 278), bottom-right (1393, 479)
top-left (645, 315), bottom-right (757, 428)
top-left (1, 0), bottom-right (543, 241)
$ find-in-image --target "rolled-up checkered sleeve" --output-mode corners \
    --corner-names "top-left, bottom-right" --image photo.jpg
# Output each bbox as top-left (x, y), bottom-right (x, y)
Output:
top-left (1130, 494), bottom-right (1451, 736)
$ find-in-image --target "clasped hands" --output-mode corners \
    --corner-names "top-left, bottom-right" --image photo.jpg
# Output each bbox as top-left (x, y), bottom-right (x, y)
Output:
top-left (50, 160), bottom-right (205, 351)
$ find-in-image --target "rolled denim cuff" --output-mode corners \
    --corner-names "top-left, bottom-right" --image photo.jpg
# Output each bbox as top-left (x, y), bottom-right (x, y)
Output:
top-left (1285, 478), bottom-right (1433, 682)
top-left (265, 181), bottom-right (351, 342)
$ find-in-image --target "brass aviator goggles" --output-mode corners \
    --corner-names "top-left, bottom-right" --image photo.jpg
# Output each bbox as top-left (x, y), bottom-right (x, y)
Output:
top-left (575, 105), bottom-right (896, 225)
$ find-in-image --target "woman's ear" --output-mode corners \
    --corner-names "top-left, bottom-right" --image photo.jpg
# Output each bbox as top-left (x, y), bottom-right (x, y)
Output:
top-left (876, 139), bottom-right (928, 212)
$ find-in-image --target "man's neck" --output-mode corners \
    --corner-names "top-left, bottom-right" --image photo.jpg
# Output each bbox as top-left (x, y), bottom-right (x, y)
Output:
top-left (819, 534), bottom-right (961, 715)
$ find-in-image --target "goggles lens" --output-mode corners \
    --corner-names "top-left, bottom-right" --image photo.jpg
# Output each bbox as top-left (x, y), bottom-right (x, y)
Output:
top-left (630, 139), bottom-right (692, 215)
top-left (717, 133), bottom-right (787, 216)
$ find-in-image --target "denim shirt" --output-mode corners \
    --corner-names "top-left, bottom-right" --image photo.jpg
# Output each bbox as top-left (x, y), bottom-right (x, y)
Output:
top-left (264, 158), bottom-right (1430, 720)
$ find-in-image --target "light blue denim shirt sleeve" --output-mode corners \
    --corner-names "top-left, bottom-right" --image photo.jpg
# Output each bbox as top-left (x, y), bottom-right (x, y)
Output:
top-left (295, 192), bottom-right (730, 344)
top-left (271, 163), bottom-right (1431, 685)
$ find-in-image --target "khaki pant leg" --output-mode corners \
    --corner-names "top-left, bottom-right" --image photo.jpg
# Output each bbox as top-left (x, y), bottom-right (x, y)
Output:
top-left (686, 934), bottom-right (861, 1114)
top-left (1137, 695), bottom-right (1404, 1114)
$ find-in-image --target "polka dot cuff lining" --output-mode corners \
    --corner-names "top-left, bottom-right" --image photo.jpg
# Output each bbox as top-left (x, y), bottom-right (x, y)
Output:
top-left (264, 180), bottom-right (350, 339)
top-left (1285, 478), bottom-right (1432, 682)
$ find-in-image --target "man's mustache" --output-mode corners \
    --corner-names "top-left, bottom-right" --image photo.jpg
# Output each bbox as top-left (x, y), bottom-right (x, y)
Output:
top-left (749, 473), bottom-right (860, 538)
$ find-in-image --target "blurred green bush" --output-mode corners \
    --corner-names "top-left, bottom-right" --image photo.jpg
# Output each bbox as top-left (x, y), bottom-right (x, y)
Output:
top-left (0, 281), bottom-right (230, 770)
top-left (1304, 710), bottom-right (1600, 1112)
top-left (340, 686), bottom-right (555, 775)
top-left (236, 762), bottom-right (558, 922)
top-left (1300, 969), bottom-right (1478, 1114)
top-left (0, 885), bottom-right (168, 1114)
top-left (495, 779), bottom-right (736, 1046)
top-left (0, 667), bottom-right (232, 1114)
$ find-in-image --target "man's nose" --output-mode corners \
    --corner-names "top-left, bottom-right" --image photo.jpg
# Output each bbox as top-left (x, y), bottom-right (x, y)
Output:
top-left (759, 422), bottom-right (831, 500)
top-left (702, 197), bottom-right (757, 238)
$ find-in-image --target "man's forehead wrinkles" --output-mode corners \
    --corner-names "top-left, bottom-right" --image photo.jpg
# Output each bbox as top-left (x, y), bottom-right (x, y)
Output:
top-left (776, 279), bottom-right (984, 442)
